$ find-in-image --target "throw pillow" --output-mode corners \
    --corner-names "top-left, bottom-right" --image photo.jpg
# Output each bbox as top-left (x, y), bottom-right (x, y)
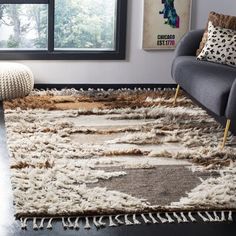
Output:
top-left (197, 22), bottom-right (236, 67)
top-left (196, 11), bottom-right (236, 56)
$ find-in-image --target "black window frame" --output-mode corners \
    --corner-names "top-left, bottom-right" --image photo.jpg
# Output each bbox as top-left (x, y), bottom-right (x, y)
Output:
top-left (0, 0), bottom-right (127, 60)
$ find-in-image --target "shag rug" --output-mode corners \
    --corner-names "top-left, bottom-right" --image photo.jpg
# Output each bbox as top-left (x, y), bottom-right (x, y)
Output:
top-left (3, 88), bottom-right (236, 230)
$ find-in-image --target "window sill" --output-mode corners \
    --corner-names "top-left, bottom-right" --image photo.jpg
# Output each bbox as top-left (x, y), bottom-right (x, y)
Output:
top-left (0, 50), bottom-right (126, 60)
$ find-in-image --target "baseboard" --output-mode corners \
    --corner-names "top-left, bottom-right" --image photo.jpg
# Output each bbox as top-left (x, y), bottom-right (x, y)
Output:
top-left (34, 84), bottom-right (177, 90)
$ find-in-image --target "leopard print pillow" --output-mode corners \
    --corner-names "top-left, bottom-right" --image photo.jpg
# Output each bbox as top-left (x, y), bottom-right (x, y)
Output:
top-left (197, 21), bottom-right (236, 67)
top-left (196, 12), bottom-right (236, 56)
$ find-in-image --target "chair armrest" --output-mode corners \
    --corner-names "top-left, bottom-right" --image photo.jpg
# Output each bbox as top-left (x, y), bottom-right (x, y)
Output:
top-left (174, 29), bottom-right (205, 58)
top-left (171, 29), bottom-right (204, 79)
top-left (226, 78), bottom-right (236, 119)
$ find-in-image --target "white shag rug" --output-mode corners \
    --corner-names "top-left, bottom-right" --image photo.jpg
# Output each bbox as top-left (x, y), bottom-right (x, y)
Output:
top-left (3, 88), bottom-right (236, 230)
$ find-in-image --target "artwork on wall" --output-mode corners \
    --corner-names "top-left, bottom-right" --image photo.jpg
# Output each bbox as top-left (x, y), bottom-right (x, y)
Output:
top-left (143, 0), bottom-right (192, 50)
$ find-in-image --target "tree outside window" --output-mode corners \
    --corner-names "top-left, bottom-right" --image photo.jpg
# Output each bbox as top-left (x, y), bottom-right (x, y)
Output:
top-left (0, 0), bottom-right (127, 60)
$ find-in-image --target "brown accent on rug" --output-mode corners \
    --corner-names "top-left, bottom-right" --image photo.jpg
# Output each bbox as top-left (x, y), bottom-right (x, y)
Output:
top-left (4, 89), bottom-right (191, 110)
top-left (3, 88), bottom-right (236, 221)
top-left (90, 166), bottom-right (217, 206)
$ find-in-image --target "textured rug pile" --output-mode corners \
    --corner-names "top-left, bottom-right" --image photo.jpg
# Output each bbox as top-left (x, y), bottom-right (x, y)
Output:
top-left (3, 88), bottom-right (236, 230)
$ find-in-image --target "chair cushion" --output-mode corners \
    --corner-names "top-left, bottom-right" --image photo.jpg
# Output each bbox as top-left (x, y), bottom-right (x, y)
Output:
top-left (172, 56), bottom-right (236, 116)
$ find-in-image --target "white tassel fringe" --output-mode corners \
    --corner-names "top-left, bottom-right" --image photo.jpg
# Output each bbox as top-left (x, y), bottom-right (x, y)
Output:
top-left (19, 211), bottom-right (234, 230)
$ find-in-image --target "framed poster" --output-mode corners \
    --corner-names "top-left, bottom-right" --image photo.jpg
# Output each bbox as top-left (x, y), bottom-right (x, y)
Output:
top-left (143, 0), bottom-right (192, 50)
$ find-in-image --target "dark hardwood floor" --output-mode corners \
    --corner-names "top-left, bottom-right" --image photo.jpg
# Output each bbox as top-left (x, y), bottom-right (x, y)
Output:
top-left (0, 101), bottom-right (235, 236)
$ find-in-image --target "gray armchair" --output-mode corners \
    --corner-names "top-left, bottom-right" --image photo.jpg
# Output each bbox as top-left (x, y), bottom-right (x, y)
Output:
top-left (171, 29), bottom-right (236, 148)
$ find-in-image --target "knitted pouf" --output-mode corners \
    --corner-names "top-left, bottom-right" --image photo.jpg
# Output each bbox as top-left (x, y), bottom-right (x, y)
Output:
top-left (0, 63), bottom-right (34, 101)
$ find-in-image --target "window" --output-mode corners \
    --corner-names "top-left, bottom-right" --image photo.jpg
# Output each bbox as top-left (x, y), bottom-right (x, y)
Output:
top-left (0, 4), bottom-right (48, 50)
top-left (0, 0), bottom-right (127, 60)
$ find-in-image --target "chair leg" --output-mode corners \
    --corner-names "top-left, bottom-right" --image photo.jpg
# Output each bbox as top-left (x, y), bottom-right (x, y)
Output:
top-left (221, 119), bottom-right (231, 150)
top-left (173, 85), bottom-right (180, 105)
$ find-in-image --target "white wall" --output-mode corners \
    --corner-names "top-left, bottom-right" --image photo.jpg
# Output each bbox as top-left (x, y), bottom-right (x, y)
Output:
top-left (18, 0), bottom-right (236, 84)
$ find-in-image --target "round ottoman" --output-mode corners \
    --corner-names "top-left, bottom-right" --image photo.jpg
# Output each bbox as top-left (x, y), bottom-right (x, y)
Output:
top-left (0, 63), bottom-right (34, 101)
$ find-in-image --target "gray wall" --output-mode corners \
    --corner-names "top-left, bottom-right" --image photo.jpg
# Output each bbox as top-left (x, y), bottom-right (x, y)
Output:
top-left (17, 0), bottom-right (236, 84)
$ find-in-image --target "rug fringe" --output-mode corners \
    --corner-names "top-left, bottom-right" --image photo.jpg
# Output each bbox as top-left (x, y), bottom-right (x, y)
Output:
top-left (47, 218), bottom-right (53, 229)
top-left (31, 87), bottom-right (176, 97)
top-left (19, 211), bottom-right (234, 230)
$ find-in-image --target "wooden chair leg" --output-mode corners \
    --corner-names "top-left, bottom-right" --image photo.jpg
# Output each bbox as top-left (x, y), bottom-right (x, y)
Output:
top-left (173, 85), bottom-right (180, 105)
top-left (221, 119), bottom-right (231, 150)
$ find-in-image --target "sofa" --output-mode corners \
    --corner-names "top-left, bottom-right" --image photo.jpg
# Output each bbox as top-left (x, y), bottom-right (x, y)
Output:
top-left (171, 29), bottom-right (236, 148)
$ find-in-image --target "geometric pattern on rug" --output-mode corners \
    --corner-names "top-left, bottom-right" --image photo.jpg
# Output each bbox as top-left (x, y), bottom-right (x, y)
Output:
top-left (3, 88), bottom-right (236, 229)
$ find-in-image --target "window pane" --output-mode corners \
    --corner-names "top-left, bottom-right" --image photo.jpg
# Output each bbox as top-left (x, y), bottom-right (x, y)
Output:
top-left (0, 4), bottom-right (48, 50)
top-left (54, 0), bottom-right (117, 51)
